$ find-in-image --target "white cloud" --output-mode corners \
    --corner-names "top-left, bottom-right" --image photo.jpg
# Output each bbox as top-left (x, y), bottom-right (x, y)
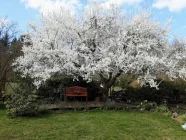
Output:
top-left (103, 0), bottom-right (143, 5)
top-left (20, 0), bottom-right (82, 14)
top-left (153, 0), bottom-right (186, 12)
top-left (183, 26), bottom-right (186, 29)
top-left (21, 0), bottom-right (143, 13)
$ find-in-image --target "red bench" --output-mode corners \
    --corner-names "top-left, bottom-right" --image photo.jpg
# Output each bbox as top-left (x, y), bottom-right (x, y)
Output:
top-left (65, 86), bottom-right (88, 101)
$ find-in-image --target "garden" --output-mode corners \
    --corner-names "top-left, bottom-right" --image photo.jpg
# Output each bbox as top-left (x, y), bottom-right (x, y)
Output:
top-left (1, 1), bottom-right (186, 140)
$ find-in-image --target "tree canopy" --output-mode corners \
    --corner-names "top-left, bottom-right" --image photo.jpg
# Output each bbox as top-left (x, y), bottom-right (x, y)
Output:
top-left (14, 3), bottom-right (186, 97)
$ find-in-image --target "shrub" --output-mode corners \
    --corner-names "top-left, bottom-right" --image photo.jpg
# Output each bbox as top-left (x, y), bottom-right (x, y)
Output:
top-left (140, 100), bottom-right (157, 111)
top-left (5, 73), bottom-right (39, 118)
top-left (5, 94), bottom-right (38, 117)
top-left (155, 105), bottom-right (170, 113)
top-left (117, 77), bottom-right (186, 104)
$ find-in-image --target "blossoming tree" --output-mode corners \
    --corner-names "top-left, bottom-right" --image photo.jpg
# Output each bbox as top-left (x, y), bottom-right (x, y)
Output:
top-left (14, 3), bottom-right (186, 99)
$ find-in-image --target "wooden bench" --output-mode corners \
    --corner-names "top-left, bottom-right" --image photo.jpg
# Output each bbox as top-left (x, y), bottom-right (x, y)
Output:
top-left (65, 86), bottom-right (88, 101)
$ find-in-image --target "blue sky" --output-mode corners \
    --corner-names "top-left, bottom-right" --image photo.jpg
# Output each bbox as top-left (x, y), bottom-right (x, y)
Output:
top-left (0, 0), bottom-right (186, 41)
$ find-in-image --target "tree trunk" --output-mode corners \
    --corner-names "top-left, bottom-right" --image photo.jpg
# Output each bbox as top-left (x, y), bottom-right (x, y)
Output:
top-left (0, 71), bottom-right (6, 95)
top-left (100, 72), bottom-right (122, 101)
top-left (102, 85), bottom-right (109, 101)
top-left (0, 81), bottom-right (6, 93)
top-left (0, 81), bottom-right (6, 99)
top-left (0, 87), bottom-right (2, 98)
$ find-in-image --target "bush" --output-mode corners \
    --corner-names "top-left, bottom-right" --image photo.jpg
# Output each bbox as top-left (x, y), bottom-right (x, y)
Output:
top-left (116, 76), bottom-right (186, 104)
top-left (5, 73), bottom-right (39, 118)
top-left (155, 105), bottom-right (170, 113)
top-left (139, 100), bottom-right (157, 111)
top-left (5, 94), bottom-right (38, 117)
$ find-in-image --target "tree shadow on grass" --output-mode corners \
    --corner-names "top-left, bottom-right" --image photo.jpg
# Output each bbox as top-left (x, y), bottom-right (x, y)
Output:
top-left (11, 110), bottom-right (54, 120)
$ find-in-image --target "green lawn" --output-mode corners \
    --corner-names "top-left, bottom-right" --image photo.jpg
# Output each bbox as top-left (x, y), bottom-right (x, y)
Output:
top-left (0, 107), bottom-right (186, 140)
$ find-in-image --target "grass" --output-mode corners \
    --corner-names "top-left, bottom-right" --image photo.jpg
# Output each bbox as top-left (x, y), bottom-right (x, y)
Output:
top-left (180, 114), bottom-right (186, 122)
top-left (0, 106), bottom-right (186, 140)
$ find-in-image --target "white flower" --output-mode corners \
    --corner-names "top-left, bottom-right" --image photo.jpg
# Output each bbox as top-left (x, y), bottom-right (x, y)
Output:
top-left (182, 123), bottom-right (186, 130)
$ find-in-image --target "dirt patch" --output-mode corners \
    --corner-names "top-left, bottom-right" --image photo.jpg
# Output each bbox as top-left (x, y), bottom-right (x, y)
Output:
top-left (172, 116), bottom-right (183, 123)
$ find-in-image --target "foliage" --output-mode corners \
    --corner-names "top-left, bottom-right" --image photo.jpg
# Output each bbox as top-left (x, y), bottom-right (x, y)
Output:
top-left (116, 78), bottom-right (186, 104)
top-left (13, 2), bottom-right (186, 99)
top-left (5, 93), bottom-right (38, 117)
top-left (115, 74), bottom-right (137, 89)
top-left (155, 105), bottom-right (170, 113)
top-left (139, 100), bottom-right (157, 111)
top-left (4, 73), bottom-right (38, 117)
top-left (13, 74), bottom-right (36, 95)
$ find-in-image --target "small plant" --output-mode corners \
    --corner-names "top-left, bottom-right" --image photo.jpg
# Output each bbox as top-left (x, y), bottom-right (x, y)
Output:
top-left (140, 100), bottom-right (157, 111)
top-left (155, 105), bottom-right (170, 113)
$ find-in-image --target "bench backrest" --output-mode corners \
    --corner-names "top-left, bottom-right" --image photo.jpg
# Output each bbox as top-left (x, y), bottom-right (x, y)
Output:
top-left (66, 86), bottom-right (87, 94)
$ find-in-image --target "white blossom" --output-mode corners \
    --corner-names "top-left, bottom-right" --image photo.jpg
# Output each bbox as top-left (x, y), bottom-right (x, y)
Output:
top-left (14, 3), bottom-right (186, 91)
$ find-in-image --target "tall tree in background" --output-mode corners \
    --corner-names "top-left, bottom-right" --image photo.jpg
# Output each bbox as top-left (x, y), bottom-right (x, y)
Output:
top-left (14, 3), bottom-right (186, 100)
top-left (0, 18), bottom-right (22, 96)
